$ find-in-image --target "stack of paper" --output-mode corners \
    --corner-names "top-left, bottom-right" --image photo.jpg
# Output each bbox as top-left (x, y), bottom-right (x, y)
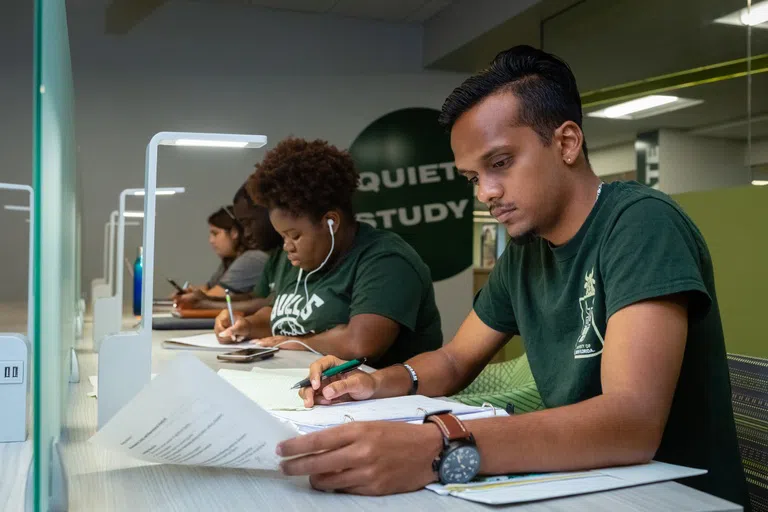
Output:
top-left (90, 354), bottom-right (298, 470)
top-left (217, 367), bottom-right (309, 411)
top-left (162, 332), bottom-right (263, 351)
top-left (426, 461), bottom-right (707, 505)
top-left (271, 395), bottom-right (504, 431)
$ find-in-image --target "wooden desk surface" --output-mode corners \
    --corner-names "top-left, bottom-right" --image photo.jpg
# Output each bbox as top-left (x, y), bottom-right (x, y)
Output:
top-left (1, 312), bottom-right (743, 511)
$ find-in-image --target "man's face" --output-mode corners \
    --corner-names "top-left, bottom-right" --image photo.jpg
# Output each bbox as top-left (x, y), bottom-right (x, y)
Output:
top-left (451, 92), bottom-right (565, 243)
top-left (232, 195), bottom-right (259, 248)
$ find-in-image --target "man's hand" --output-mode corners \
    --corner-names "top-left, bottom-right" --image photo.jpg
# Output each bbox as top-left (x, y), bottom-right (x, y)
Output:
top-left (277, 421), bottom-right (442, 496)
top-left (215, 311), bottom-right (251, 344)
top-left (174, 288), bottom-right (208, 308)
top-left (298, 356), bottom-right (378, 407)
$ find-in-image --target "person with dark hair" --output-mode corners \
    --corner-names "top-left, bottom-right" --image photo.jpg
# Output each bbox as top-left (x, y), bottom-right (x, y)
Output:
top-left (275, 46), bottom-right (749, 508)
top-left (174, 192), bottom-right (282, 310)
top-left (214, 137), bottom-right (443, 368)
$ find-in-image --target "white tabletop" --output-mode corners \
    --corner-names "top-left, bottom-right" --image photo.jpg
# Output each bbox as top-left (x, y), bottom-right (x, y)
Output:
top-left (0, 311), bottom-right (743, 511)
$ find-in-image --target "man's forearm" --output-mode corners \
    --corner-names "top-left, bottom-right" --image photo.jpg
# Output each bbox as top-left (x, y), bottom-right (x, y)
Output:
top-left (371, 348), bottom-right (469, 399)
top-left (369, 311), bottom-right (508, 399)
top-left (466, 394), bottom-right (660, 474)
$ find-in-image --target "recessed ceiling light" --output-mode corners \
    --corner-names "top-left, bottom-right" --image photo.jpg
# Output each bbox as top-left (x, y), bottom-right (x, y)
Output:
top-left (587, 95), bottom-right (704, 120)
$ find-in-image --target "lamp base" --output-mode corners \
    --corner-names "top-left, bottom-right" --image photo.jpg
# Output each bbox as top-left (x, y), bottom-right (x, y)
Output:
top-left (97, 330), bottom-right (151, 429)
top-left (92, 296), bottom-right (122, 352)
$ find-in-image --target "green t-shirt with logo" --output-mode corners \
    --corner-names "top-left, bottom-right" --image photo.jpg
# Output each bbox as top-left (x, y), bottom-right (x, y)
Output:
top-left (255, 223), bottom-right (443, 368)
top-left (474, 181), bottom-right (748, 508)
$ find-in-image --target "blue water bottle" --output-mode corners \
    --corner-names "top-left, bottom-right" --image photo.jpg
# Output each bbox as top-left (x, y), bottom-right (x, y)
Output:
top-left (133, 246), bottom-right (143, 316)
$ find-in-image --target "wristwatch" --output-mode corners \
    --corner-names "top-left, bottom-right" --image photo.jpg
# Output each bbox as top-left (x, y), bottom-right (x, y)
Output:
top-left (424, 410), bottom-right (481, 484)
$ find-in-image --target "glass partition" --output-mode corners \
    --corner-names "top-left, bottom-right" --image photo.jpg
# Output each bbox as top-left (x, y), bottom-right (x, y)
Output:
top-left (32, 0), bottom-right (77, 509)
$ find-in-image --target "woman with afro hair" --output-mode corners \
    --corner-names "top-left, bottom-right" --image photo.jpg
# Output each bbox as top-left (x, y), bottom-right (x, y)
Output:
top-left (215, 137), bottom-right (442, 368)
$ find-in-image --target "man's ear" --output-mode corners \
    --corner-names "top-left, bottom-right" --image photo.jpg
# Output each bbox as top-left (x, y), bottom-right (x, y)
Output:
top-left (556, 121), bottom-right (584, 165)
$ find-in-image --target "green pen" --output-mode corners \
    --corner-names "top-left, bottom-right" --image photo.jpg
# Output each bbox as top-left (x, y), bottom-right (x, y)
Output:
top-left (290, 358), bottom-right (367, 390)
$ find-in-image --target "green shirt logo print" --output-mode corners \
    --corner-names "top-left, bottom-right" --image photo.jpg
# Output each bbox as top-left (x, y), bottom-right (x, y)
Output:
top-left (272, 316), bottom-right (307, 337)
top-left (574, 267), bottom-right (604, 359)
top-left (270, 292), bottom-right (325, 336)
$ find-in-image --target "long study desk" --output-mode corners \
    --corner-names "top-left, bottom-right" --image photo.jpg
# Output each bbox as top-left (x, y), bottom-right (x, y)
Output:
top-left (1, 311), bottom-right (744, 511)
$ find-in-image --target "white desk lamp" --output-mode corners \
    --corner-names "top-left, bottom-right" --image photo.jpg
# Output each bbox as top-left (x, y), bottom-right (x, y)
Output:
top-left (3, 205), bottom-right (30, 212)
top-left (90, 212), bottom-right (141, 318)
top-left (91, 210), bottom-right (143, 350)
top-left (97, 132), bottom-right (267, 428)
top-left (92, 187), bottom-right (183, 351)
top-left (0, 184), bottom-right (34, 443)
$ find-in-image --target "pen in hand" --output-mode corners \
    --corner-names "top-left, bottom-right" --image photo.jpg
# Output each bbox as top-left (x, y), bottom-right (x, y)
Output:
top-left (225, 290), bottom-right (243, 343)
top-left (290, 358), bottom-right (367, 390)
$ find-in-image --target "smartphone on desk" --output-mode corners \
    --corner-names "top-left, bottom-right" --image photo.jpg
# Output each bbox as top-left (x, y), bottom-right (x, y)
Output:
top-left (216, 347), bottom-right (279, 363)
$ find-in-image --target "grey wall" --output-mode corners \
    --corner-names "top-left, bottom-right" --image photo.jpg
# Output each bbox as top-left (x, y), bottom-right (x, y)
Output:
top-left (658, 129), bottom-right (751, 195)
top-left (0, 1), bottom-right (34, 303)
top-left (0, 0), bottom-right (468, 308)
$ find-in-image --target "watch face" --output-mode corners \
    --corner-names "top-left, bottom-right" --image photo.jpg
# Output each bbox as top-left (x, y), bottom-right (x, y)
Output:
top-left (439, 444), bottom-right (481, 484)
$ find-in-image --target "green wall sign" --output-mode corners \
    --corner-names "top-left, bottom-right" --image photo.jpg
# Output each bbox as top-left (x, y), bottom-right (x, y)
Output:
top-left (350, 107), bottom-right (473, 282)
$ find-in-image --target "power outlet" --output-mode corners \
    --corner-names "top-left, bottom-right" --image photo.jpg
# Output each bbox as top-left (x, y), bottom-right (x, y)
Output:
top-left (0, 361), bottom-right (23, 384)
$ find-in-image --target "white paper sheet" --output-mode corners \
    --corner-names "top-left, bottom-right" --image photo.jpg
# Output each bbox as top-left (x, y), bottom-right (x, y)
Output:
top-left (162, 332), bottom-right (263, 351)
top-left (426, 461), bottom-right (707, 505)
top-left (90, 354), bottom-right (299, 470)
top-left (218, 367), bottom-right (309, 411)
top-left (272, 395), bottom-right (499, 428)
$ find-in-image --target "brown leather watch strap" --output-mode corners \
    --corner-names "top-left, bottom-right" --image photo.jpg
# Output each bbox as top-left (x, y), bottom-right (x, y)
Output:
top-left (425, 412), bottom-right (473, 442)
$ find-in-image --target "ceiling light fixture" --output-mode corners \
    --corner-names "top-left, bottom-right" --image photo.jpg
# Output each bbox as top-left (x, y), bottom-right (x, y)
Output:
top-left (587, 95), bottom-right (704, 120)
top-left (715, 0), bottom-right (768, 28)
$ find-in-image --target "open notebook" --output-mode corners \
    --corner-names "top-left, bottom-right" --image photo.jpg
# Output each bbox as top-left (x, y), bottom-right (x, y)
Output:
top-left (218, 367), bottom-right (309, 411)
top-left (271, 395), bottom-right (505, 431)
top-left (162, 332), bottom-right (263, 351)
top-left (427, 461), bottom-right (707, 505)
top-left (217, 368), bottom-right (506, 429)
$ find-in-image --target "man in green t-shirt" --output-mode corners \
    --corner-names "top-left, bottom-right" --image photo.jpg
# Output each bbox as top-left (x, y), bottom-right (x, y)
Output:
top-left (275, 46), bottom-right (750, 508)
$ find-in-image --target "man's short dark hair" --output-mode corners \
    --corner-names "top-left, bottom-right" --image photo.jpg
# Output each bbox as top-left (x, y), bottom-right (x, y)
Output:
top-left (438, 45), bottom-right (589, 162)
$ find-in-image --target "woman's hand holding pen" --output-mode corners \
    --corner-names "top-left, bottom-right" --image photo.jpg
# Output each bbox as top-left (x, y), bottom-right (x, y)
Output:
top-left (298, 355), bottom-right (378, 407)
top-left (215, 310), bottom-right (250, 343)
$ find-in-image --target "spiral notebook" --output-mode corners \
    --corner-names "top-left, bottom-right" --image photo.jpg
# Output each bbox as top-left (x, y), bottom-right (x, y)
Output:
top-left (271, 395), bottom-right (506, 431)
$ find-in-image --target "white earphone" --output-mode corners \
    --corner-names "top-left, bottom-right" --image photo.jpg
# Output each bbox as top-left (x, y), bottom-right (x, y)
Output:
top-left (291, 217), bottom-right (337, 321)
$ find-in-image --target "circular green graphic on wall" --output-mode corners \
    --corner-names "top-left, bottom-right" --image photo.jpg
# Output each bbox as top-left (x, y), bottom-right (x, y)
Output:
top-left (350, 107), bottom-right (473, 281)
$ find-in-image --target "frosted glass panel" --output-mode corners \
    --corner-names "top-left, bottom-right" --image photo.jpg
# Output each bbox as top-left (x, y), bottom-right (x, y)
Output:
top-left (32, 0), bottom-right (77, 510)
